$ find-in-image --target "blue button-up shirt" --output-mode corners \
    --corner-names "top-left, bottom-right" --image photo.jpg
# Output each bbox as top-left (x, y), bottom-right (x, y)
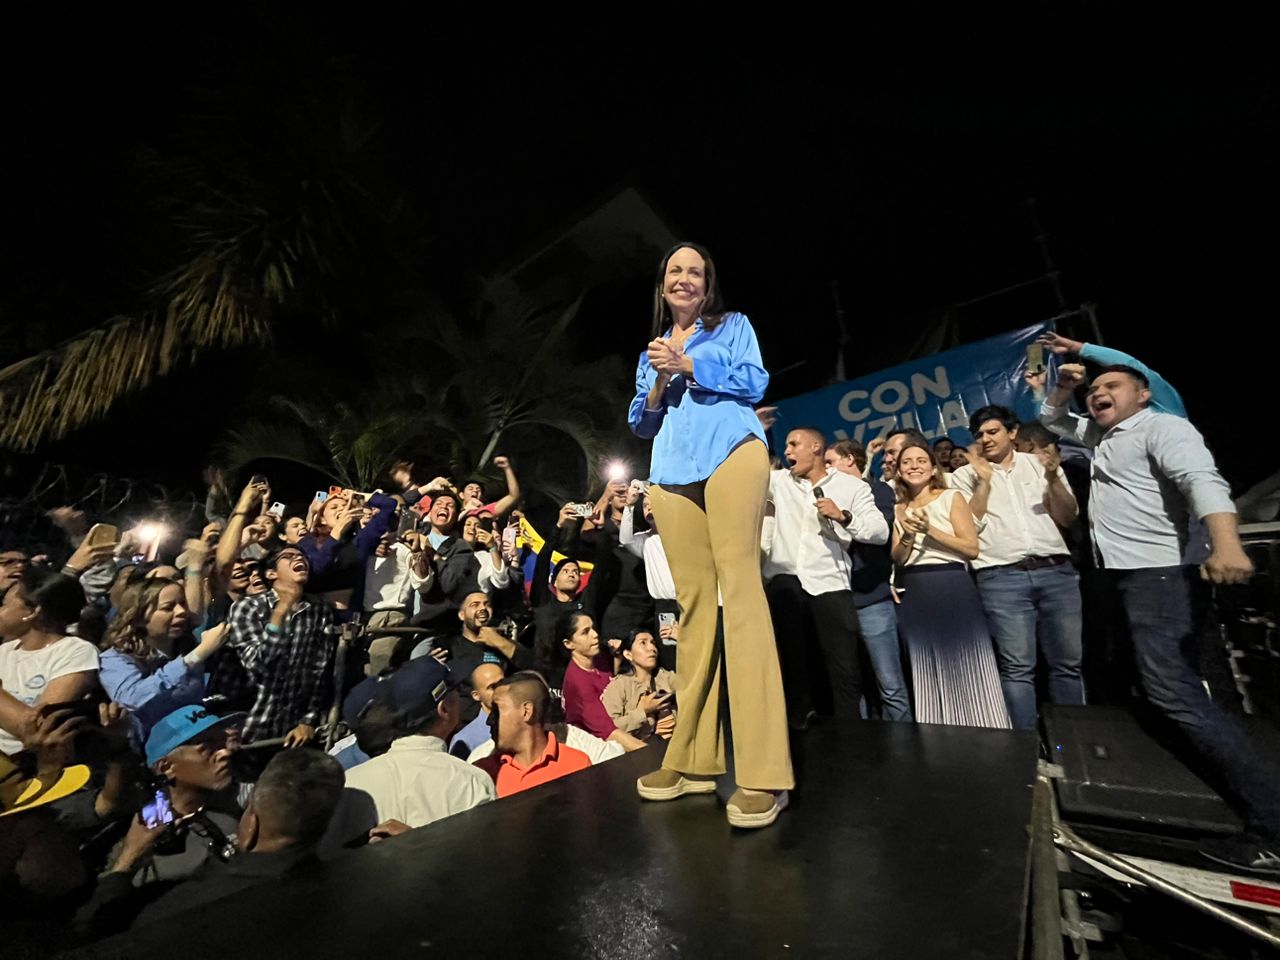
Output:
top-left (628, 311), bottom-right (769, 485)
top-left (1039, 404), bottom-right (1235, 569)
top-left (99, 648), bottom-right (207, 743)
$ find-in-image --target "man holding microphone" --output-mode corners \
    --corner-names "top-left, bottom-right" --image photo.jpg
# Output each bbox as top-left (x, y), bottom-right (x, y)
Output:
top-left (765, 428), bottom-right (889, 726)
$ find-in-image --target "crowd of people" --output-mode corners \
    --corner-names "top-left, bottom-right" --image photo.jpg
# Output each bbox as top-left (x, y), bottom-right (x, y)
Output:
top-left (2, 302), bottom-right (1276, 949)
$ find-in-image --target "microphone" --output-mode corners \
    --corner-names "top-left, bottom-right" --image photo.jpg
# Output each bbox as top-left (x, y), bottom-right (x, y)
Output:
top-left (813, 485), bottom-right (835, 536)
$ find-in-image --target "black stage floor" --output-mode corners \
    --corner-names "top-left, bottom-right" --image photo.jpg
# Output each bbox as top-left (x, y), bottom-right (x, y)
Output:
top-left (75, 721), bottom-right (1040, 960)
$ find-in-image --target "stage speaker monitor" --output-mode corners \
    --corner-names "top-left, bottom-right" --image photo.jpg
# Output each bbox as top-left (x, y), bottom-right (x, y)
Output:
top-left (1042, 705), bottom-right (1241, 834)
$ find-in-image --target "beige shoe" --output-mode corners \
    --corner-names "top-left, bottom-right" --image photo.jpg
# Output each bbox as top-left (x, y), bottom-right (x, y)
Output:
top-left (636, 767), bottom-right (718, 801)
top-left (726, 788), bottom-right (789, 828)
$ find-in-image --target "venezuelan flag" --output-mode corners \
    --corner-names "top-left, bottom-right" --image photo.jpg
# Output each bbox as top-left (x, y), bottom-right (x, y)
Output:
top-left (517, 516), bottom-right (594, 597)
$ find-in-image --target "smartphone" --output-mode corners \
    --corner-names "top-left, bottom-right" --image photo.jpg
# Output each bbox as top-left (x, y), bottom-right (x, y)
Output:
top-left (502, 525), bottom-right (518, 549)
top-left (142, 786), bottom-right (175, 828)
top-left (313, 490), bottom-right (329, 504)
top-left (328, 485), bottom-right (344, 498)
top-left (86, 523), bottom-right (119, 548)
top-left (348, 492), bottom-right (367, 511)
top-left (267, 502), bottom-right (286, 519)
top-left (1026, 342), bottom-right (1046, 375)
top-left (396, 510), bottom-right (418, 537)
top-left (250, 474), bottom-right (268, 487)
top-left (477, 516), bottom-right (494, 533)
top-left (45, 696), bottom-right (104, 725)
top-left (571, 503), bottom-right (594, 518)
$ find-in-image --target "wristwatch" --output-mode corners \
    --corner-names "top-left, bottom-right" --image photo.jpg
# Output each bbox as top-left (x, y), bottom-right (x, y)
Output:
top-left (840, 510), bottom-right (853, 528)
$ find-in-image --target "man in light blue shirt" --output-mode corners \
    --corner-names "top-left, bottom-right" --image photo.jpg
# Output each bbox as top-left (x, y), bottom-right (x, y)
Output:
top-left (1041, 362), bottom-right (1278, 875)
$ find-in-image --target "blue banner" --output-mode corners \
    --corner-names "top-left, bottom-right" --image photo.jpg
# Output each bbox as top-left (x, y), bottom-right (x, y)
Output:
top-left (770, 323), bottom-right (1050, 453)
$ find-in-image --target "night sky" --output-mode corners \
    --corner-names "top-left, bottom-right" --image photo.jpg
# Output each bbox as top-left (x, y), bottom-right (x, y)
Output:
top-left (3, 13), bottom-right (1277, 502)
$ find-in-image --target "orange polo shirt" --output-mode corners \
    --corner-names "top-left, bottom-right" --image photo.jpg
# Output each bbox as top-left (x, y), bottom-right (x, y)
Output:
top-left (474, 731), bottom-right (592, 798)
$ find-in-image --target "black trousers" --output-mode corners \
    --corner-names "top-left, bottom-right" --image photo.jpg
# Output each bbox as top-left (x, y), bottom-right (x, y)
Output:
top-left (767, 575), bottom-right (864, 722)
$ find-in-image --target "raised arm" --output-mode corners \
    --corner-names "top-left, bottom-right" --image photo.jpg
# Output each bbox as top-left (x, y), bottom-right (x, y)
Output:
top-left (1042, 332), bottom-right (1187, 418)
top-left (216, 479), bottom-right (268, 587)
top-left (485, 456), bottom-right (521, 517)
top-left (1039, 363), bottom-right (1100, 447)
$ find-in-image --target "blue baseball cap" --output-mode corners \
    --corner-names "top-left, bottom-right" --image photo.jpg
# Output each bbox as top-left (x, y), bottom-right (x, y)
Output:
top-left (344, 657), bottom-right (457, 729)
top-left (145, 706), bottom-right (246, 766)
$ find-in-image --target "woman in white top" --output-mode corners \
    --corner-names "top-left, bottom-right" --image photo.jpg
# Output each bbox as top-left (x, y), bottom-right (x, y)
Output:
top-left (0, 567), bottom-right (100, 755)
top-left (892, 442), bottom-right (1010, 729)
top-left (460, 511), bottom-right (512, 595)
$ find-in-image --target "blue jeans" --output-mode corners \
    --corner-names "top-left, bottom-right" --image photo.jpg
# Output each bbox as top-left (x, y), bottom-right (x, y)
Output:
top-left (855, 598), bottom-right (913, 722)
top-left (1111, 567), bottom-right (1280, 836)
top-left (976, 563), bottom-right (1085, 730)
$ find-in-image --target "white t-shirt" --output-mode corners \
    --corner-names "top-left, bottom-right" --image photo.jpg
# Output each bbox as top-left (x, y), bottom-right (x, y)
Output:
top-left (0, 636), bottom-right (100, 755)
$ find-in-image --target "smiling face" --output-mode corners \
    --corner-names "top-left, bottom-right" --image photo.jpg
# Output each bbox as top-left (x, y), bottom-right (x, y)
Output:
top-left (283, 517), bottom-right (307, 545)
top-left (897, 444), bottom-right (938, 493)
top-left (1087, 370), bottom-right (1151, 430)
top-left (145, 583), bottom-right (191, 645)
top-left (267, 548), bottom-right (310, 589)
top-left (246, 563), bottom-right (270, 596)
top-left (458, 592), bottom-right (493, 633)
top-left (319, 496), bottom-right (348, 534)
top-left (949, 447), bottom-right (971, 471)
top-left (662, 246), bottom-right (707, 318)
top-left (430, 495), bottom-right (458, 533)
top-left (883, 433), bottom-right (912, 480)
top-left (461, 515), bottom-right (478, 544)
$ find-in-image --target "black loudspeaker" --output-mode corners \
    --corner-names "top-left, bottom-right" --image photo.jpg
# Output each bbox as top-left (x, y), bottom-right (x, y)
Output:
top-left (1043, 705), bottom-right (1242, 834)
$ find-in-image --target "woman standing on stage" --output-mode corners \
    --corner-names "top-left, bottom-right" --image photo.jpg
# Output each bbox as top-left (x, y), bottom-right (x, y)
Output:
top-left (892, 441), bottom-right (1011, 728)
top-left (628, 242), bottom-right (793, 828)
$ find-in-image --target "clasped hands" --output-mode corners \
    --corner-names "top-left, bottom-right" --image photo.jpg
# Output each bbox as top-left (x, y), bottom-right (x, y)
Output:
top-left (646, 339), bottom-right (693, 379)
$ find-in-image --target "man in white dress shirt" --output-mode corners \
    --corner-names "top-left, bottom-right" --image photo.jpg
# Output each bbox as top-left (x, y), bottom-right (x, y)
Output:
top-left (1043, 363), bottom-right (1278, 876)
top-left (765, 428), bottom-right (889, 725)
top-left (950, 404), bottom-right (1084, 730)
top-left (341, 656), bottom-right (496, 834)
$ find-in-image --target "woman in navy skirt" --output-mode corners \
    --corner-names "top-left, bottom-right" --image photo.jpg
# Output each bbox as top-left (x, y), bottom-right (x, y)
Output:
top-left (891, 441), bottom-right (1011, 729)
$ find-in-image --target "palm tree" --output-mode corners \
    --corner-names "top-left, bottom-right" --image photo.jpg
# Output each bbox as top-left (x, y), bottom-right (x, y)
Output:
top-left (218, 295), bottom-right (631, 504)
top-left (0, 48), bottom-right (401, 452)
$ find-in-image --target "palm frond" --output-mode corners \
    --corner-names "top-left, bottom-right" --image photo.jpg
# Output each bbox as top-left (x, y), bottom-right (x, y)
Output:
top-left (217, 419), bottom-right (334, 482)
top-left (0, 314), bottom-right (165, 449)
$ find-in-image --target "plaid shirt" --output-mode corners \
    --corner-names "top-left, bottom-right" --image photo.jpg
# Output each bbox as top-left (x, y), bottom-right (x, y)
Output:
top-left (219, 590), bottom-right (335, 743)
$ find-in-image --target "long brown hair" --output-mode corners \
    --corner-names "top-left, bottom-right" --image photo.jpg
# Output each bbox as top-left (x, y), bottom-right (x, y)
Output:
top-left (894, 442), bottom-right (949, 504)
top-left (651, 242), bottom-right (728, 338)
top-left (101, 579), bottom-right (182, 659)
